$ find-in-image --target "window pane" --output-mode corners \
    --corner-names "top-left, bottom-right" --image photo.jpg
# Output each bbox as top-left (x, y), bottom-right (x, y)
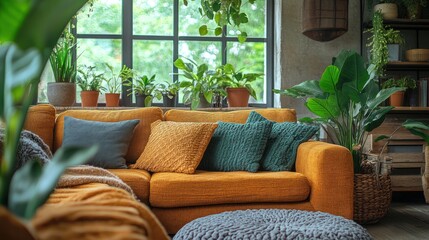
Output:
top-left (228, 1), bottom-right (266, 38)
top-left (227, 42), bottom-right (266, 103)
top-left (134, 0), bottom-right (173, 35)
top-left (77, 0), bottom-right (121, 34)
top-left (76, 39), bottom-right (122, 103)
top-left (133, 40), bottom-right (174, 103)
top-left (179, 2), bottom-right (218, 36)
top-left (38, 63), bottom-right (54, 103)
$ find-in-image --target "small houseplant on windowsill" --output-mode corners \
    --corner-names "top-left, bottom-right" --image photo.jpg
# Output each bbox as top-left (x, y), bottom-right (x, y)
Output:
top-left (381, 76), bottom-right (417, 106)
top-left (103, 64), bottom-right (133, 107)
top-left (215, 63), bottom-right (263, 107)
top-left (123, 74), bottom-right (161, 107)
top-left (156, 81), bottom-right (180, 107)
top-left (48, 29), bottom-right (77, 107)
top-left (77, 65), bottom-right (105, 107)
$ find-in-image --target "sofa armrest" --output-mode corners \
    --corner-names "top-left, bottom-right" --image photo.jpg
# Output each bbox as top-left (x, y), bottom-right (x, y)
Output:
top-left (295, 141), bottom-right (353, 219)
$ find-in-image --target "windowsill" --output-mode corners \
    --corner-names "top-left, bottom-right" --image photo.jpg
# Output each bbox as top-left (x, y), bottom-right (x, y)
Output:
top-left (53, 106), bottom-right (260, 113)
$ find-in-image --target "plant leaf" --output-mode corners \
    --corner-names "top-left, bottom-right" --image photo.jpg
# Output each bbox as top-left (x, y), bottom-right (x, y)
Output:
top-left (319, 65), bottom-right (340, 93)
top-left (8, 146), bottom-right (98, 219)
top-left (367, 87), bottom-right (405, 109)
top-left (403, 120), bottom-right (429, 143)
top-left (306, 96), bottom-right (339, 119)
top-left (199, 25), bottom-right (208, 36)
top-left (364, 106), bottom-right (394, 132)
top-left (274, 80), bottom-right (325, 99)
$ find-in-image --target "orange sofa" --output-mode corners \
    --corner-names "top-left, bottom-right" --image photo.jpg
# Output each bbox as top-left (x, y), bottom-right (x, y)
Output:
top-left (24, 104), bottom-right (354, 234)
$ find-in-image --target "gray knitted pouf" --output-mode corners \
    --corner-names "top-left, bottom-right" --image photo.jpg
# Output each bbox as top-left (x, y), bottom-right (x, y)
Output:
top-left (173, 209), bottom-right (372, 240)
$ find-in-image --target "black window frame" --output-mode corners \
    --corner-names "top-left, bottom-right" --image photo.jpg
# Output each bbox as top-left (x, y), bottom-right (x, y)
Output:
top-left (72, 0), bottom-right (274, 107)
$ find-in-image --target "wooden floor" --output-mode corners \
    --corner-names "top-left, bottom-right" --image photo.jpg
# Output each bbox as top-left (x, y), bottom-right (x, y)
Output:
top-left (365, 192), bottom-right (429, 240)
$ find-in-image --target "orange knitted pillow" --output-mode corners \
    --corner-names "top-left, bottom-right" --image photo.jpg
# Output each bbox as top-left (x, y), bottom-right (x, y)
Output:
top-left (133, 121), bottom-right (218, 174)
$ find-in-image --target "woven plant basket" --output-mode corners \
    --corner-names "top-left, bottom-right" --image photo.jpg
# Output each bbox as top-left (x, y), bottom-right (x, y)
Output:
top-left (353, 160), bottom-right (392, 224)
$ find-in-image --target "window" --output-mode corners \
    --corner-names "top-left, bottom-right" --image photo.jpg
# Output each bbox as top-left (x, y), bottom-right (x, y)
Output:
top-left (39, 0), bottom-right (273, 106)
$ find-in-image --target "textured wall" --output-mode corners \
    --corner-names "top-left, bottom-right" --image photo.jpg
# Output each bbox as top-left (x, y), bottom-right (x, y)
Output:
top-left (279, 0), bottom-right (361, 117)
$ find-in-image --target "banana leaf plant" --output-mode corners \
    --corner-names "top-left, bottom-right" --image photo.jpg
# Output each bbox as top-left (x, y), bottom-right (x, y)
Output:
top-left (403, 120), bottom-right (429, 144)
top-left (0, 0), bottom-right (97, 220)
top-left (274, 50), bottom-right (404, 173)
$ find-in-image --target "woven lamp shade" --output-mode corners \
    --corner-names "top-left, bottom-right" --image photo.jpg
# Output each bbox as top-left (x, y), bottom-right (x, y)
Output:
top-left (302, 0), bottom-right (348, 42)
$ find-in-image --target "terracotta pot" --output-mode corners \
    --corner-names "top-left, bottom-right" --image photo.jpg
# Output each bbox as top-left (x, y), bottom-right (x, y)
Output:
top-left (374, 3), bottom-right (398, 20)
top-left (226, 87), bottom-right (250, 107)
top-left (0, 207), bottom-right (35, 240)
top-left (105, 93), bottom-right (120, 107)
top-left (80, 91), bottom-right (99, 107)
top-left (389, 91), bottom-right (405, 107)
top-left (47, 82), bottom-right (76, 106)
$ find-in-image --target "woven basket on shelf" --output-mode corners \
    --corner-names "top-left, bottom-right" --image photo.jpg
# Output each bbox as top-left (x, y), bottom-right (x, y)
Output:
top-left (353, 160), bottom-right (392, 224)
top-left (405, 49), bottom-right (429, 62)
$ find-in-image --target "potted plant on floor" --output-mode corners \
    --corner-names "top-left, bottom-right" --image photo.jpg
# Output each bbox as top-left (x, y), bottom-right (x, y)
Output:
top-left (77, 65), bottom-right (105, 107)
top-left (103, 64), bottom-right (133, 107)
top-left (402, 0), bottom-right (427, 19)
top-left (156, 81), bottom-right (180, 107)
top-left (274, 49), bottom-right (405, 224)
top-left (123, 74), bottom-right (161, 107)
top-left (174, 58), bottom-right (221, 110)
top-left (47, 30), bottom-right (76, 106)
top-left (382, 76), bottom-right (417, 106)
top-left (215, 63), bottom-right (263, 107)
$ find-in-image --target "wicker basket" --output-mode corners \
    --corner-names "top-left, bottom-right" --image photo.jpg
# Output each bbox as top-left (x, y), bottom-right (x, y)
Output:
top-left (405, 49), bottom-right (429, 62)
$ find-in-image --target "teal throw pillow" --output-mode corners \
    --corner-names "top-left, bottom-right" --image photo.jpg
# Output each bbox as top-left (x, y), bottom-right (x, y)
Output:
top-left (62, 117), bottom-right (140, 169)
top-left (246, 111), bottom-right (318, 171)
top-left (199, 121), bottom-right (273, 172)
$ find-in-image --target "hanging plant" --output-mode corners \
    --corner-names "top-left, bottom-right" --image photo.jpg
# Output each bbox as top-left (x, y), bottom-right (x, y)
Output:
top-left (183, 0), bottom-right (255, 43)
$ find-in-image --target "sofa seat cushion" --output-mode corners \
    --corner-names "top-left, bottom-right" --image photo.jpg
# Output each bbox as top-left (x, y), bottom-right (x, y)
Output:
top-left (108, 169), bottom-right (151, 203)
top-left (150, 171), bottom-right (310, 208)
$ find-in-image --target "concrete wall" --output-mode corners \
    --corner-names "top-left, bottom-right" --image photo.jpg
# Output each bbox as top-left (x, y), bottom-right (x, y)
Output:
top-left (278, 0), bottom-right (361, 118)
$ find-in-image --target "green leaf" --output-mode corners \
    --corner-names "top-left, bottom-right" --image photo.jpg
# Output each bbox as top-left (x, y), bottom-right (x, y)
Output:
top-left (212, 1), bottom-right (221, 11)
top-left (0, 0), bottom-right (30, 43)
top-left (364, 106), bottom-right (394, 132)
top-left (239, 13), bottom-right (249, 24)
top-left (238, 32), bottom-right (247, 43)
top-left (191, 97), bottom-right (200, 110)
top-left (335, 50), bottom-right (369, 92)
top-left (214, 27), bottom-right (222, 36)
top-left (298, 117), bottom-right (316, 124)
top-left (144, 95), bottom-right (153, 107)
top-left (319, 65), bottom-right (340, 93)
top-left (199, 25), bottom-right (208, 36)
top-left (204, 91), bottom-right (213, 103)
top-left (374, 135), bottom-right (389, 142)
top-left (367, 87), bottom-right (405, 109)
top-left (274, 80), bottom-right (325, 99)
top-left (174, 58), bottom-right (189, 71)
top-left (306, 96), bottom-right (340, 119)
top-left (8, 146), bottom-right (98, 219)
top-left (403, 120), bottom-right (429, 143)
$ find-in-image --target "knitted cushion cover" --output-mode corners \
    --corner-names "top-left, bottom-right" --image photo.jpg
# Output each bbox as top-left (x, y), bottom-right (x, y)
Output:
top-left (247, 111), bottom-right (318, 171)
top-left (199, 121), bottom-right (273, 172)
top-left (62, 117), bottom-right (140, 169)
top-left (133, 121), bottom-right (218, 174)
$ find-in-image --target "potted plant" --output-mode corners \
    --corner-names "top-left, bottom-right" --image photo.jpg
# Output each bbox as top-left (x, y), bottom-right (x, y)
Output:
top-left (385, 28), bottom-right (405, 61)
top-left (103, 64), bottom-right (133, 107)
top-left (174, 58), bottom-right (221, 110)
top-left (274, 49), bottom-right (405, 223)
top-left (77, 65), bottom-right (105, 107)
top-left (215, 63), bottom-right (263, 107)
top-left (371, 0), bottom-right (399, 19)
top-left (402, 0), bottom-right (427, 19)
top-left (123, 74), bottom-right (161, 107)
top-left (382, 76), bottom-right (417, 106)
top-left (156, 81), bottom-right (180, 107)
top-left (47, 30), bottom-right (76, 106)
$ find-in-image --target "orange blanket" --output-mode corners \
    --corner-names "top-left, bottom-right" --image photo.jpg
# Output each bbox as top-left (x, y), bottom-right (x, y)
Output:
top-left (31, 180), bottom-right (169, 240)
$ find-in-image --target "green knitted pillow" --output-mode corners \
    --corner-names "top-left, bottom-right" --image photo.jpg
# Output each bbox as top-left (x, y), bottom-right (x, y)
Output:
top-left (246, 111), bottom-right (318, 171)
top-left (199, 121), bottom-right (273, 172)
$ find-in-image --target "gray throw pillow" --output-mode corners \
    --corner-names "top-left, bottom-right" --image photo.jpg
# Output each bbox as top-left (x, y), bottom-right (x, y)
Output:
top-left (62, 117), bottom-right (139, 169)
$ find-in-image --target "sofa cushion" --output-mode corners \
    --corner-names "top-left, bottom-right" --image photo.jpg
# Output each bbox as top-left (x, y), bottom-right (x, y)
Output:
top-left (62, 117), bottom-right (139, 169)
top-left (164, 108), bottom-right (297, 123)
top-left (55, 107), bottom-right (163, 164)
top-left (108, 169), bottom-right (151, 203)
top-left (24, 104), bottom-right (56, 151)
top-left (133, 121), bottom-right (218, 174)
top-left (199, 121), bottom-right (272, 172)
top-left (247, 111), bottom-right (319, 171)
top-left (150, 171), bottom-right (310, 207)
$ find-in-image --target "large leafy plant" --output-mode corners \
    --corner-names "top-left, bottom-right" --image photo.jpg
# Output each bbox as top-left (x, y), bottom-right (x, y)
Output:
top-left (0, 0), bottom-right (97, 220)
top-left (123, 74), bottom-right (162, 107)
top-left (274, 50), bottom-right (404, 173)
top-left (184, 0), bottom-right (255, 42)
top-left (175, 58), bottom-right (222, 110)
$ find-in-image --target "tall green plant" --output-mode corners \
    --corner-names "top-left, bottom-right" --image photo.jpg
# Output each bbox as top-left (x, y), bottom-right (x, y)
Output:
top-left (274, 50), bottom-right (404, 173)
top-left (0, 0), bottom-right (97, 219)
top-left (367, 11), bottom-right (389, 77)
top-left (77, 65), bottom-right (105, 91)
top-left (103, 64), bottom-right (133, 94)
top-left (49, 29), bottom-right (76, 83)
